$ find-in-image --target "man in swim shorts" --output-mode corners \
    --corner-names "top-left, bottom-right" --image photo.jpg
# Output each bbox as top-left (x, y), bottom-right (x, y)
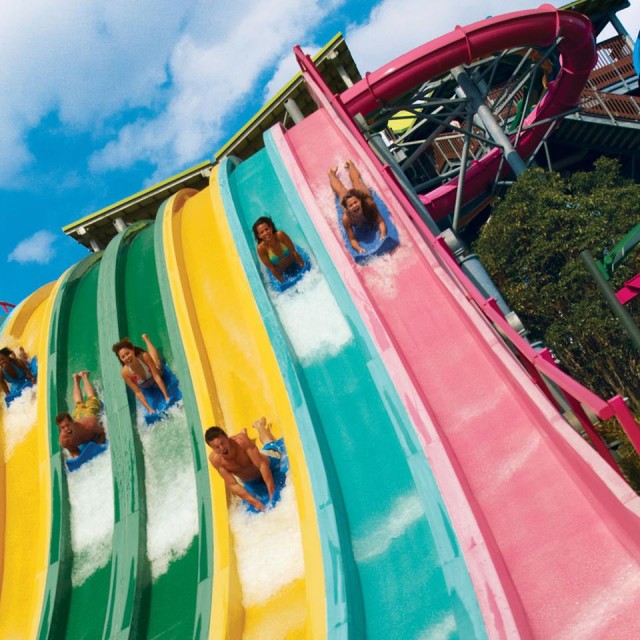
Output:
top-left (55, 371), bottom-right (106, 458)
top-left (205, 417), bottom-right (287, 512)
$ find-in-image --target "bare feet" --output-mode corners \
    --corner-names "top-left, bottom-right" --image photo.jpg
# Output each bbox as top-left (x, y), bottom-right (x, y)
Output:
top-left (73, 372), bottom-right (82, 382)
top-left (80, 370), bottom-right (90, 379)
top-left (252, 417), bottom-right (276, 443)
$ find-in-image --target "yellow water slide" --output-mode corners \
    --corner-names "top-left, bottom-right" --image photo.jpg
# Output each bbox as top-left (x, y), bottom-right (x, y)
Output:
top-left (159, 171), bottom-right (326, 638)
top-left (0, 281), bottom-right (58, 638)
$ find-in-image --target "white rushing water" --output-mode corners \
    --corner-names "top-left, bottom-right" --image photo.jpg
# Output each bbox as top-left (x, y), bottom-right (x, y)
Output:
top-left (228, 480), bottom-right (305, 607)
top-left (136, 402), bottom-right (199, 580)
top-left (2, 385), bottom-right (38, 460)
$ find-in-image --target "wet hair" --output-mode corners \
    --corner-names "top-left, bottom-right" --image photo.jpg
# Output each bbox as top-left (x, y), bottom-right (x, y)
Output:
top-left (252, 216), bottom-right (277, 243)
top-left (205, 426), bottom-right (227, 442)
top-left (341, 189), bottom-right (378, 225)
top-left (55, 412), bottom-right (73, 426)
top-left (0, 347), bottom-right (14, 357)
top-left (111, 338), bottom-right (145, 363)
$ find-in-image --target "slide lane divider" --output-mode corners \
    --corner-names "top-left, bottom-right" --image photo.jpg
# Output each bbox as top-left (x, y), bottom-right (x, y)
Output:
top-left (0, 282), bottom-right (56, 640)
top-left (154, 194), bottom-right (214, 638)
top-left (97, 222), bottom-right (148, 639)
top-left (156, 188), bottom-right (241, 640)
top-left (101, 219), bottom-right (203, 637)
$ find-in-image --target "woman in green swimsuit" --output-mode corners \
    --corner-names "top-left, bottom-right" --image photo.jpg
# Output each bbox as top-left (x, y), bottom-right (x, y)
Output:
top-left (252, 216), bottom-right (305, 283)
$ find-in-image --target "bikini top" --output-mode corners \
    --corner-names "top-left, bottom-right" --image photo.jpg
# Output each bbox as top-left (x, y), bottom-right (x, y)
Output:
top-left (267, 242), bottom-right (290, 265)
top-left (127, 357), bottom-right (154, 388)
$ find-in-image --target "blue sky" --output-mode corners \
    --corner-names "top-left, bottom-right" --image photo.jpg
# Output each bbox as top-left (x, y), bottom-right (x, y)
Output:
top-left (2, 0), bottom-right (639, 307)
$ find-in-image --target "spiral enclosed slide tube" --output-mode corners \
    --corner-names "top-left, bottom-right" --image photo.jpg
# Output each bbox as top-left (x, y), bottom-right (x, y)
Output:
top-left (338, 6), bottom-right (596, 220)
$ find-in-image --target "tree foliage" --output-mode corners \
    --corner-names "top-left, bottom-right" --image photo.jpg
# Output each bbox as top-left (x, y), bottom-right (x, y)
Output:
top-left (473, 157), bottom-right (640, 486)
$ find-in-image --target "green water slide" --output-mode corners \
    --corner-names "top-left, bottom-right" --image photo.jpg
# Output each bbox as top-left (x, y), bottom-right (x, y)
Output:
top-left (219, 148), bottom-right (486, 638)
top-left (95, 220), bottom-right (211, 638)
top-left (39, 254), bottom-right (114, 639)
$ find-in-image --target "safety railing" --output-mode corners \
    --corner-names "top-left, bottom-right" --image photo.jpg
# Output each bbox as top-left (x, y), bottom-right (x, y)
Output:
top-left (589, 35), bottom-right (636, 91)
top-left (580, 88), bottom-right (640, 122)
top-left (429, 232), bottom-right (640, 476)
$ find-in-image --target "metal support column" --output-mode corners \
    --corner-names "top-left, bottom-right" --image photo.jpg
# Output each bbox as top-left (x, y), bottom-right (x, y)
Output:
top-left (581, 249), bottom-right (640, 355)
top-left (452, 66), bottom-right (527, 176)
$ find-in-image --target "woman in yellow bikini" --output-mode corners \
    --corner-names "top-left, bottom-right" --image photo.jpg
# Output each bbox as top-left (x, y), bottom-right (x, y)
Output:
top-left (252, 216), bottom-right (306, 284)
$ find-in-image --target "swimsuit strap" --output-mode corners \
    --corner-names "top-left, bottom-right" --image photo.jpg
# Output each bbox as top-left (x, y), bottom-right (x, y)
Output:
top-left (127, 357), bottom-right (152, 384)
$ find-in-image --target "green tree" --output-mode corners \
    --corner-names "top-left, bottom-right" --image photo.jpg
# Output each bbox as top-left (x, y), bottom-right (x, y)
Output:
top-left (473, 157), bottom-right (640, 487)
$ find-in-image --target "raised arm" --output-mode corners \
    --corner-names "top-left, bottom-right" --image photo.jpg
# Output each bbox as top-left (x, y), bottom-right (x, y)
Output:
top-left (142, 352), bottom-right (169, 402)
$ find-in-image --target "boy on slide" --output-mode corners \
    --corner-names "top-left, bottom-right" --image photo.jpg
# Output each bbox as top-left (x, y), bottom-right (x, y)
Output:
top-left (205, 417), bottom-right (288, 512)
top-left (56, 371), bottom-right (106, 458)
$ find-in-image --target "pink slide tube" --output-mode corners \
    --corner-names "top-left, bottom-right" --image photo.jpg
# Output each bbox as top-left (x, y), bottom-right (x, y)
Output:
top-left (339, 5), bottom-right (596, 221)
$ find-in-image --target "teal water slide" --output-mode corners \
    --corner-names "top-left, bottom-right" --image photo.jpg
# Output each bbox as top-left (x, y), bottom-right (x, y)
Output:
top-left (218, 144), bottom-right (486, 638)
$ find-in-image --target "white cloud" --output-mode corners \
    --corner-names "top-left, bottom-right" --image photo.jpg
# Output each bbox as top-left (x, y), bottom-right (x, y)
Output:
top-left (344, 0), bottom-right (569, 74)
top-left (89, 0), bottom-right (344, 182)
top-left (0, 0), bottom-right (198, 185)
top-left (1, 0), bottom-right (637, 190)
top-left (8, 230), bottom-right (57, 265)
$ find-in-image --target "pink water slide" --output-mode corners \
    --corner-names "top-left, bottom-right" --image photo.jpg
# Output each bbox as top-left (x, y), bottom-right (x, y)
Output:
top-left (340, 4), bottom-right (596, 221)
top-left (274, 7), bottom-right (640, 639)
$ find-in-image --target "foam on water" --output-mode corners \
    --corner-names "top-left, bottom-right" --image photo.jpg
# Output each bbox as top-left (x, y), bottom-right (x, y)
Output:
top-left (361, 237), bottom-right (418, 300)
top-left (417, 613), bottom-right (457, 640)
top-left (228, 481), bottom-right (305, 608)
top-left (2, 385), bottom-right (38, 460)
top-left (136, 402), bottom-right (199, 580)
top-left (353, 493), bottom-right (423, 563)
top-left (272, 268), bottom-right (353, 364)
top-left (67, 447), bottom-right (115, 586)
